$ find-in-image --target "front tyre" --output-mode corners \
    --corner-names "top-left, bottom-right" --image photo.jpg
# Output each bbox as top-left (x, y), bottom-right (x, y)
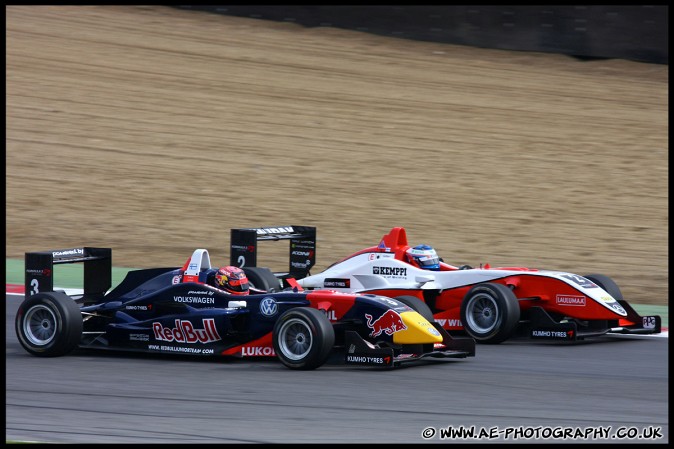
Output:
top-left (15, 292), bottom-right (83, 357)
top-left (273, 308), bottom-right (335, 370)
top-left (460, 283), bottom-right (520, 344)
top-left (583, 274), bottom-right (623, 301)
top-left (394, 295), bottom-right (435, 323)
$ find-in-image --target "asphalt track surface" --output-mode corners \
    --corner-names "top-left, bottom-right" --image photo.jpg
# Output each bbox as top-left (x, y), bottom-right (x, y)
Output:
top-left (6, 294), bottom-right (668, 444)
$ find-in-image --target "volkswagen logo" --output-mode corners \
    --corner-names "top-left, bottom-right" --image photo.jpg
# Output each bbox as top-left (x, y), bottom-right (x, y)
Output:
top-left (260, 297), bottom-right (278, 317)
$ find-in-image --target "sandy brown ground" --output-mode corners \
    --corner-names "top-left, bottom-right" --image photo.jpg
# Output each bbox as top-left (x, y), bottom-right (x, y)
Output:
top-left (6, 6), bottom-right (668, 305)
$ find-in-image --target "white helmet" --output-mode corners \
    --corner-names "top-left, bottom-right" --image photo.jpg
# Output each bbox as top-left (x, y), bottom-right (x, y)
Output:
top-left (406, 245), bottom-right (440, 270)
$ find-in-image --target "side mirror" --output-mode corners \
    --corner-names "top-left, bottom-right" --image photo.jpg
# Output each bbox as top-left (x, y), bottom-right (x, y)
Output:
top-left (414, 275), bottom-right (434, 285)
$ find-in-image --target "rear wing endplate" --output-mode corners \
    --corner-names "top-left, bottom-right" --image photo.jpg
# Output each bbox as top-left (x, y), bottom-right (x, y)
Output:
top-left (25, 247), bottom-right (112, 298)
top-left (230, 226), bottom-right (316, 278)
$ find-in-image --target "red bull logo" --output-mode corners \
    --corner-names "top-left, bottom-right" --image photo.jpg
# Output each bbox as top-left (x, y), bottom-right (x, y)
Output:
top-left (152, 318), bottom-right (221, 343)
top-left (365, 310), bottom-right (407, 337)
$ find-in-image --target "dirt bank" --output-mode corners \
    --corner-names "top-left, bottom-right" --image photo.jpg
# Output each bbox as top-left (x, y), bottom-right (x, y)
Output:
top-left (6, 6), bottom-right (668, 305)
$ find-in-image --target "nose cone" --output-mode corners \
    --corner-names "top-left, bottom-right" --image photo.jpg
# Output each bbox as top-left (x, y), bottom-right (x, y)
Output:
top-left (393, 311), bottom-right (443, 344)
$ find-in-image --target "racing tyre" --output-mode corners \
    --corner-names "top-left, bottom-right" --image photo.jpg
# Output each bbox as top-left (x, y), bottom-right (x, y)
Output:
top-left (583, 274), bottom-right (624, 300)
top-left (15, 292), bottom-right (83, 357)
top-left (460, 283), bottom-right (520, 344)
top-left (394, 295), bottom-right (436, 323)
top-left (243, 267), bottom-right (282, 292)
top-left (273, 307), bottom-right (335, 370)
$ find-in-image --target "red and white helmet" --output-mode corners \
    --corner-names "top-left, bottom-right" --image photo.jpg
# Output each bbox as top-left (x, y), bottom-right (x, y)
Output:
top-left (214, 266), bottom-right (250, 295)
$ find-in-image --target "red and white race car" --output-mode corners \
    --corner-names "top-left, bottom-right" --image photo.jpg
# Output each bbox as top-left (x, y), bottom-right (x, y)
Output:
top-left (230, 226), bottom-right (662, 344)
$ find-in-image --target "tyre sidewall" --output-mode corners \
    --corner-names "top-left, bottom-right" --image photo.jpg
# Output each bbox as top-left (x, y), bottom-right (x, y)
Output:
top-left (243, 267), bottom-right (282, 292)
top-left (15, 292), bottom-right (83, 357)
top-left (460, 283), bottom-right (520, 344)
top-left (272, 307), bottom-right (335, 369)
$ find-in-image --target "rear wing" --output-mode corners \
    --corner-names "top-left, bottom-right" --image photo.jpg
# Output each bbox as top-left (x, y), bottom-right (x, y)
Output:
top-left (25, 247), bottom-right (112, 298)
top-left (230, 226), bottom-right (316, 279)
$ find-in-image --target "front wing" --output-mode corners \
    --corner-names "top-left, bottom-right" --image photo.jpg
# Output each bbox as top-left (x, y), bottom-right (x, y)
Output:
top-left (526, 304), bottom-right (662, 341)
top-left (344, 323), bottom-right (476, 368)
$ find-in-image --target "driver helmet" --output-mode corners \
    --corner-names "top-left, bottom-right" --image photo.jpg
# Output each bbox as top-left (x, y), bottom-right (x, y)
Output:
top-left (214, 266), bottom-right (250, 295)
top-left (406, 244), bottom-right (440, 270)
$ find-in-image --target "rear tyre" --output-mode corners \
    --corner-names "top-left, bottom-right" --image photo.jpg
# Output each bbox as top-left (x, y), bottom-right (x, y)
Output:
top-left (394, 295), bottom-right (435, 323)
top-left (583, 274), bottom-right (623, 300)
top-left (273, 308), bottom-right (335, 370)
top-left (15, 292), bottom-right (83, 357)
top-left (460, 283), bottom-right (520, 344)
top-left (243, 267), bottom-right (282, 292)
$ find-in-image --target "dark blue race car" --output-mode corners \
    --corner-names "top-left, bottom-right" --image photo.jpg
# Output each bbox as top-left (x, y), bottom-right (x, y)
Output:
top-left (16, 244), bottom-right (475, 370)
